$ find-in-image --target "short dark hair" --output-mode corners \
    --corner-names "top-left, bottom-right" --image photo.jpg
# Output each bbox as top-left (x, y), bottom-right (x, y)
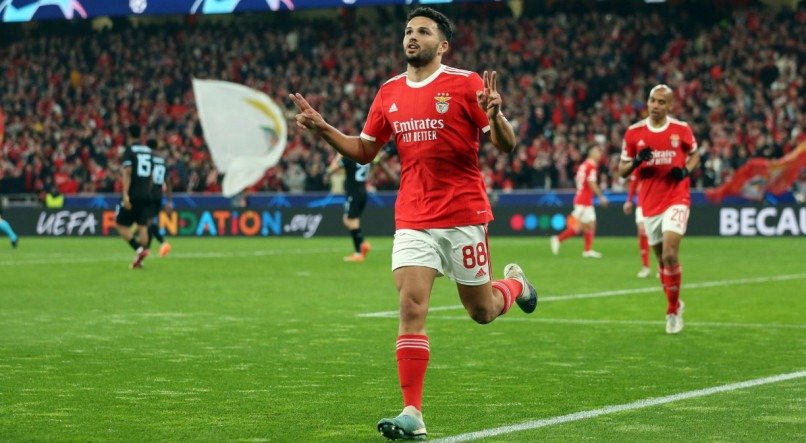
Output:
top-left (584, 145), bottom-right (600, 158)
top-left (146, 138), bottom-right (158, 149)
top-left (408, 7), bottom-right (453, 42)
top-left (128, 124), bottom-right (141, 139)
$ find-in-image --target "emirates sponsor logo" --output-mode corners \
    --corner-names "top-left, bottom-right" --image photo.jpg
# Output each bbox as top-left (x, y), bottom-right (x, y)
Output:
top-left (647, 150), bottom-right (677, 166)
top-left (392, 118), bottom-right (445, 133)
top-left (394, 118), bottom-right (445, 143)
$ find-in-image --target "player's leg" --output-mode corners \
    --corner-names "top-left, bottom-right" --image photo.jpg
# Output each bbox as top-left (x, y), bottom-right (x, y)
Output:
top-left (0, 216), bottom-right (18, 247)
top-left (448, 225), bottom-right (537, 321)
top-left (342, 195), bottom-right (367, 262)
top-left (636, 215), bottom-right (651, 278)
top-left (644, 212), bottom-right (676, 332)
top-left (457, 272), bottom-right (537, 323)
top-left (659, 231), bottom-right (684, 333)
top-left (342, 215), bottom-right (364, 261)
top-left (580, 207), bottom-right (601, 258)
top-left (658, 205), bottom-right (689, 334)
top-left (635, 207), bottom-right (651, 277)
top-left (551, 207), bottom-right (582, 255)
top-left (115, 205), bottom-right (140, 251)
top-left (378, 231), bottom-right (437, 440)
top-left (129, 204), bottom-right (151, 269)
top-left (353, 192), bottom-right (370, 257)
top-left (150, 202), bottom-right (172, 257)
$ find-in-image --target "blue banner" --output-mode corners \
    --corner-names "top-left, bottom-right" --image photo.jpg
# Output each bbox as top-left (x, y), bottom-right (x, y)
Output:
top-left (61, 190), bottom-right (798, 210)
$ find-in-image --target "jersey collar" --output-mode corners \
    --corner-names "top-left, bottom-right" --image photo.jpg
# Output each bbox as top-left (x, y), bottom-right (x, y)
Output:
top-left (406, 64), bottom-right (446, 88)
top-left (645, 117), bottom-right (670, 133)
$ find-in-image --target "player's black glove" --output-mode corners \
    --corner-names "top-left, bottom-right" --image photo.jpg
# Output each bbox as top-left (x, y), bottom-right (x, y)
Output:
top-left (632, 148), bottom-right (653, 168)
top-left (670, 166), bottom-right (690, 181)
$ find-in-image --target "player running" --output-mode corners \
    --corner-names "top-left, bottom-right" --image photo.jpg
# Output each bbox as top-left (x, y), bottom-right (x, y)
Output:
top-left (550, 145), bottom-right (609, 258)
top-left (290, 7), bottom-right (538, 440)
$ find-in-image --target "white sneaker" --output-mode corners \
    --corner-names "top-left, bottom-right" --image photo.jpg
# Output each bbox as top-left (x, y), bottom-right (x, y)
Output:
top-left (666, 300), bottom-right (685, 334)
top-left (550, 235), bottom-right (560, 255)
top-left (637, 267), bottom-right (651, 278)
top-left (582, 250), bottom-right (602, 258)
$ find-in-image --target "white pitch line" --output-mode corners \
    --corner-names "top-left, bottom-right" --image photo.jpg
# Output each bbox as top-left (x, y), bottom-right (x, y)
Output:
top-left (0, 247), bottom-right (348, 266)
top-left (432, 370), bottom-right (806, 443)
top-left (357, 273), bottom-right (806, 318)
top-left (430, 316), bottom-right (806, 330)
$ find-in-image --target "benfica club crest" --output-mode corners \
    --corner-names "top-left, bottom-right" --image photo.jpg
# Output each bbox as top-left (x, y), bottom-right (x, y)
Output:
top-left (670, 134), bottom-right (680, 149)
top-left (434, 93), bottom-right (451, 114)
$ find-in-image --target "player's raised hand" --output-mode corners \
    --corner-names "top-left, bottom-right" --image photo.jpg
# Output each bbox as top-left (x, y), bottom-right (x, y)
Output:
top-left (289, 93), bottom-right (326, 134)
top-left (476, 70), bottom-right (503, 119)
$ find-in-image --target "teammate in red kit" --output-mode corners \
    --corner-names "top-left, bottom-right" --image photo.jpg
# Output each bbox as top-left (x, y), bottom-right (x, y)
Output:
top-left (623, 169), bottom-right (652, 278)
top-left (550, 145), bottom-right (609, 258)
top-left (289, 7), bottom-right (538, 440)
top-left (619, 84), bottom-right (700, 334)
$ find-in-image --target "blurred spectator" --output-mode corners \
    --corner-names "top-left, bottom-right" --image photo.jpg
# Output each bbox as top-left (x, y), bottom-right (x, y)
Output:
top-left (0, 3), bottom-right (802, 196)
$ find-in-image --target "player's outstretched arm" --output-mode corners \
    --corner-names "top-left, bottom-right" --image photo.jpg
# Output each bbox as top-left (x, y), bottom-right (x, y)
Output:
top-left (289, 93), bottom-right (381, 164)
top-left (476, 71), bottom-right (516, 153)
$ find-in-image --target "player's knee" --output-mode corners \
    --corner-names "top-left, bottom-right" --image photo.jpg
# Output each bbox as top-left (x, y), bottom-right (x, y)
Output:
top-left (661, 253), bottom-right (678, 267)
top-left (399, 296), bottom-right (428, 321)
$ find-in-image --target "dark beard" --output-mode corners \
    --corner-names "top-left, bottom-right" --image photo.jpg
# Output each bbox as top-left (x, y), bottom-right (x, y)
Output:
top-left (405, 46), bottom-right (437, 68)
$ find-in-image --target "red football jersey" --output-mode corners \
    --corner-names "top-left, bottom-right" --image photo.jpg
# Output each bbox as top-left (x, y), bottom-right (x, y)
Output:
top-left (360, 65), bottom-right (493, 229)
top-left (573, 159), bottom-right (598, 205)
top-left (621, 117), bottom-right (697, 217)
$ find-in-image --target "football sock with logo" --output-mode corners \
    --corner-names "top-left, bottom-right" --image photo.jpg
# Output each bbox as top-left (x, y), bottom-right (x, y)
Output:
top-left (128, 238), bottom-right (141, 251)
top-left (583, 229), bottom-right (594, 252)
top-left (492, 279), bottom-right (523, 315)
top-left (557, 227), bottom-right (576, 242)
top-left (639, 234), bottom-right (650, 267)
top-left (662, 264), bottom-right (682, 314)
top-left (350, 229), bottom-right (364, 253)
top-left (396, 335), bottom-right (429, 411)
top-left (0, 219), bottom-right (17, 242)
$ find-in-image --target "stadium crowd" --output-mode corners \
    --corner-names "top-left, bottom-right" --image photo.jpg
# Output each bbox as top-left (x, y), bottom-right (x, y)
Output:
top-left (0, 3), bottom-right (803, 199)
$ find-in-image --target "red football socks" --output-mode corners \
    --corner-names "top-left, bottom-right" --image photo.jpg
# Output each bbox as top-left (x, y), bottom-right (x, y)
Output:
top-left (662, 264), bottom-right (682, 314)
top-left (557, 227), bottom-right (576, 242)
top-left (396, 335), bottom-right (429, 411)
top-left (492, 279), bottom-right (523, 314)
top-left (639, 233), bottom-right (650, 267)
top-left (583, 230), bottom-right (594, 252)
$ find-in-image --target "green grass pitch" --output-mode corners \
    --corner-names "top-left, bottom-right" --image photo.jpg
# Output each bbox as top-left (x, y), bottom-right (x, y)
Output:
top-left (1, 236), bottom-right (804, 441)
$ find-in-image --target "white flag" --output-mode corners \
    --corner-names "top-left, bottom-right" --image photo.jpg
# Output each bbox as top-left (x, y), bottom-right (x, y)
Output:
top-left (192, 79), bottom-right (287, 197)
